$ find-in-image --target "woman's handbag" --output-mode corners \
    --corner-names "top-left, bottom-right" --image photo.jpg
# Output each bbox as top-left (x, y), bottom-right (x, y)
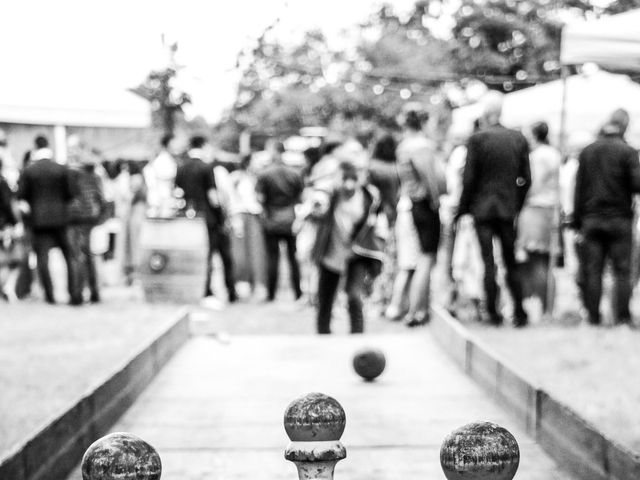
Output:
top-left (261, 205), bottom-right (297, 235)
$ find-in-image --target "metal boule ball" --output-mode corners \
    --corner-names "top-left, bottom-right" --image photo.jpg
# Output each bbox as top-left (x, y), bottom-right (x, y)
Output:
top-left (81, 432), bottom-right (162, 480)
top-left (440, 421), bottom-right (519, 480)
top-left (284, 392), bottom-right (346, 442)
top-left (353, 347), bottom-right (386, 381)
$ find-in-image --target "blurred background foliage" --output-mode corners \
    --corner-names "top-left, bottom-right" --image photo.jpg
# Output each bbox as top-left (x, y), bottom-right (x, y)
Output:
top-left (213, 0), bottom-right (640, 150)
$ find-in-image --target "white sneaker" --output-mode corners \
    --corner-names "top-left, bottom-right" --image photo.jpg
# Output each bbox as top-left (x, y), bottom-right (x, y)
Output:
top-left (384, 305), bottom-right (403, 321)
top-left (235, 281), bottom-right (252, 299)
top-left (200, 296), bottom-right (225, 311)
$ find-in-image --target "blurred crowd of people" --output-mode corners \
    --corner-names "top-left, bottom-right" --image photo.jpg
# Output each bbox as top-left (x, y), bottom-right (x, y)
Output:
top-left (0, 134), bottom-right (111, 305)
top-left (1, 91), bottom-right (639, 330)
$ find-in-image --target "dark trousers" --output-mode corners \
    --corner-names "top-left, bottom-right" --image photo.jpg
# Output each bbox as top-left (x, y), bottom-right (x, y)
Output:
top-left (205, 224), bottom-right (237, 301)
top-left (475, 218), bottom-right (526, 321)
top-left (518, 252), bottom-right (551, 313)
top-left (32, 227), bottom-right (79, 304)
top-left (68, 225), bottom-right (99, 301)
top-left (580, 217), bottom-right (632, 324)
top-left (316, 258), bottom-right (371, 334)
top-left (264, 232), bottom-right (302, 300)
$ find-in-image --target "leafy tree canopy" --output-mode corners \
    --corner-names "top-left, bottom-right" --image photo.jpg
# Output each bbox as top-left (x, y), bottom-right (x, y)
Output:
top-left (220, 0), bottom-right (640, 142)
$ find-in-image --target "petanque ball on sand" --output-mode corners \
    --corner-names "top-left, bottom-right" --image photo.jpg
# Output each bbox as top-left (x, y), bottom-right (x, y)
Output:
top-left (353, 348), bottom-right (386, 381)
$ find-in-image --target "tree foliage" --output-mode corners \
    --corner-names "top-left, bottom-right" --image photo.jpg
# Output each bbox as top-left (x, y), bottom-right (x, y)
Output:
top-left (132, 67), bottom-right (192, 136)
top-left (222, 0), bottom-right (640, 140)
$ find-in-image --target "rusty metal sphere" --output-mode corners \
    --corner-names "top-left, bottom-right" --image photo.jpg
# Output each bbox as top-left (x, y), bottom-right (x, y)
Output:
top-left (81, 432), bottom-right (162, 480)
top-left (440, 421), bottom-right (519, 480)
top-left (352, 348), bottom-right (386, 381)
top-left (284, 392), bottom-right (346, 442)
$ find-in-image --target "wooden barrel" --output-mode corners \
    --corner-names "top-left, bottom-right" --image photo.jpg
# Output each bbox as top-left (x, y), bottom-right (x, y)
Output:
top-left (138, 217), bottom-right (208, 303)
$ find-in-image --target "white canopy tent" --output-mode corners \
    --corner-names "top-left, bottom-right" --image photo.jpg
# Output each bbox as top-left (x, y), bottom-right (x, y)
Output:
top-left (561, 9), bottom-right (640, 71)
top-left (451, 71), bottom-right (640, 148)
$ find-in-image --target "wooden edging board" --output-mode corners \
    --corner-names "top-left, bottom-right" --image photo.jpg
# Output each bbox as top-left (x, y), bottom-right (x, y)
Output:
top-left (430, 305), bottom-right (640, 480)
top-left (0, 308), bottom-right (191, 480)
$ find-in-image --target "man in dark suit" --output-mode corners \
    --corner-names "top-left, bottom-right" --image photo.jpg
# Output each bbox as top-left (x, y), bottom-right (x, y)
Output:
top-left (457, 92), bottom-right (531, 326)
top-left (18, 135), bottom-right (80, 305)
top-left (175, 135), bottom-right (237, 302)
top-left (573, 109), bottom-right (640, 326)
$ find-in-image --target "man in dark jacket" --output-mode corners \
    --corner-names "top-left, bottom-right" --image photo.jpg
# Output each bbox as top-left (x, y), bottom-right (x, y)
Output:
top-left (311, 160), bottom-right (384, 334)
top-left (175, 135), bottom-right (237, 302)
top-left (573, 109), bottom-right (640, 326)
top-left (18, 135), bottom-right (80, 305)
top-left (458, 92), bottom-right (531, 326)
top-left (256, 141), bottom-right (304, 301)
top-left (67, 140), bottom-right (106, 303)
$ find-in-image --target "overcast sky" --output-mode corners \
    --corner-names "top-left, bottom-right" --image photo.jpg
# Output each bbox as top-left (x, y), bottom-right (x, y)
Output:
top-left (2, 0), bottom-right (417, 122)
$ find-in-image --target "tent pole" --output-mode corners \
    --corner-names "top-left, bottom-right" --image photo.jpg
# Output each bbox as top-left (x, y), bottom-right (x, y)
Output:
top-left (546, 66), bottom-right (569, 319)
top-left (559, 66), bottom-right (569, 156)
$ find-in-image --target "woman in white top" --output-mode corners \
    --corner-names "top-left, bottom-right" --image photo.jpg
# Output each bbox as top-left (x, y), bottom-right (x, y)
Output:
top-left (517, 121), bottom-right (562, 316)
top-left (395, 103), bottom-right (446, 326)
top-left (230, 154), bottom-right (267, 298)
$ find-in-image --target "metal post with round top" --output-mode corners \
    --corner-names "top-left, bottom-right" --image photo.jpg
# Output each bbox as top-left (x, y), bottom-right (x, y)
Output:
top-left (81, 432), bottom-right (162, 480)
top-left (440, 421), bottom-right (520, 480)
top-left (283, 392), bottom-right (347, 480)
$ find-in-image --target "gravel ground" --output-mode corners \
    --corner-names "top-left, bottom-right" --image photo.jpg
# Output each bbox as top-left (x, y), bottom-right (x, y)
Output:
top-left (454, 262), bottom-right (640, 453)
top-left (190, 294), bottom-right (409, 336)
top-left (0, 281), bottom-right (407, 460)
top-left (471, 323), bottom-right (640, 452)
top-left (0, 288), bottom-right (181, 457)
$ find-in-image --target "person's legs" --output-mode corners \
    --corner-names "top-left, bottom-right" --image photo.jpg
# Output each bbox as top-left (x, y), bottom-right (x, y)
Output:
top-left (15, 228), bottom-right (34, 299)
top-left (231, 213), bottom-right (250, 285)
top-left (2, 267), bottom-right (19, 302)
top-left (516, 259), bottom-right (534, 301)
top-left (530, 252), bottom-right (553, 314)
top-left (216, 230), bottom-right (238, 302)
top-left (204, 225), bottom-right (218, 297)
top-left (581, 226), bottom-right (606, 325)
top-left (0, 264), bottom-right (8, 299)
top-left (608, 219), bottom-right (633, 324)
top-left (442, 215), bottom-right (457, 284)
top-left (316, 264), bottom-right (340, 334)
top-left (264, 233), bottom-right (280, 301)
top-left (345, 259), bottom-right (371, 333)
top-left (444, 219), bottom-right (459, 311)
top-left (385, 269), bottom-right (414, 319)
top-left (496, 220), bottom-right (527, 324)
top-left (574, 235), bottom-right (588, 307)
top-left (406, 253), bottom-right (436, 324)
top-left (285, 234), bottom-right (302, 299)
top-left (67, 226), bottom-right (85, 299)
top-left (56, 228), bottom-right (81, 305)
top-left (81, 226), bottom-right (100, 302)
top-left (243, 213), bottom-right (268, 298)
top-left (475, 221), bottom-right (500, 322)
top-left (32, 230), bottom-right (55, 303)
top-left (406, 199), bottom-right (439, 325)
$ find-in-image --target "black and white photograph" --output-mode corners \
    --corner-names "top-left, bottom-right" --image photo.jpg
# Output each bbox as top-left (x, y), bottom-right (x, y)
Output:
top-left (1, 1), bottom-right (640, 479)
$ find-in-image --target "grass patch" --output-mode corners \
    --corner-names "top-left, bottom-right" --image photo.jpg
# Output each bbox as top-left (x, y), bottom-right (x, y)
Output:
top-left (0, 290), bottom-right (180, 458)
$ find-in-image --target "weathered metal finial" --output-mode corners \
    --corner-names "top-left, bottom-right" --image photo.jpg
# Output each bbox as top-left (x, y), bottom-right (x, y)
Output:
top-left (81, 432), bottom-right (162, 480)
top-left (284, 392), bottom-right (347, 480)
top-left (440, 421), bottom-right (519, 480)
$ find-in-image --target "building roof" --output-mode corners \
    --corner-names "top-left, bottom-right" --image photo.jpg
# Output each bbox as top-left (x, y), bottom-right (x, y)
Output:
top-left (0, 83), bottom-right (151, 128)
